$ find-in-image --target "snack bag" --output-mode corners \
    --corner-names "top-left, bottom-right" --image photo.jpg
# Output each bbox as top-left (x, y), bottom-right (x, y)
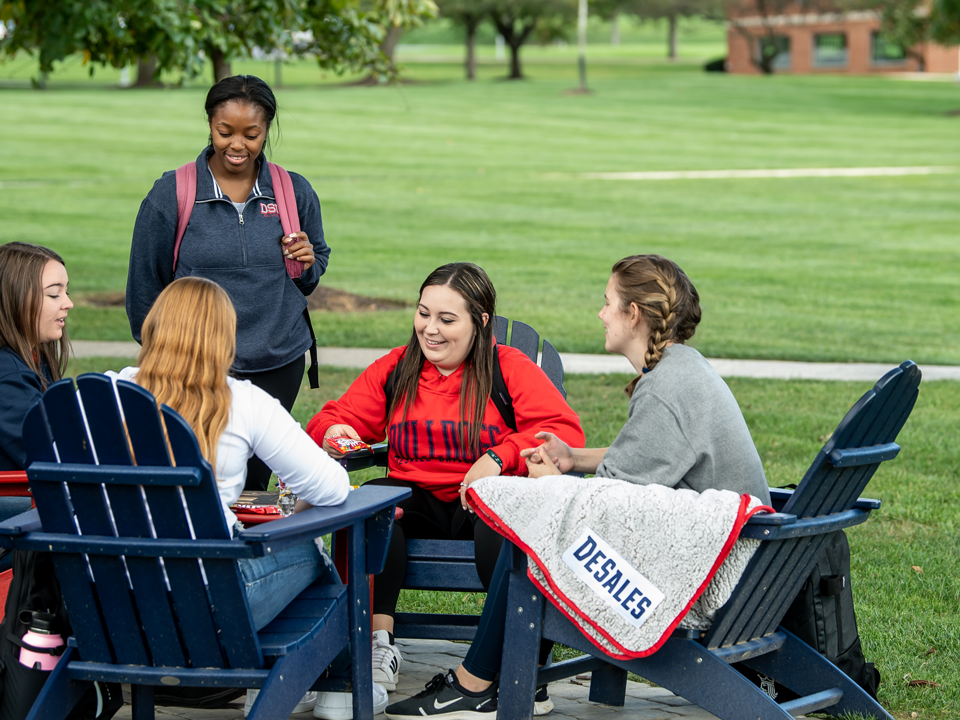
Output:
top-left (328, 436), bottom-right (371, 453)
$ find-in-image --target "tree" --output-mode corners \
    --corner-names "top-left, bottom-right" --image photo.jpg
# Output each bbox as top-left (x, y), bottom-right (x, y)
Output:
top-left (436, 0), bottom-right (494, 80)
top-left (931, 0), bottom-right (960, 43)
top-left (0, 0), bottom-right (431, 87)
top-left (870, 0), bottom-right (932, 70)
top-left (596, 0), bottom-right (722, 59)
top-left (725, 0), bottom-right (831, 73)
top-left (489, 0), bottom-right (576, 79)
top-left (370, 0), bottom-right (438, 74)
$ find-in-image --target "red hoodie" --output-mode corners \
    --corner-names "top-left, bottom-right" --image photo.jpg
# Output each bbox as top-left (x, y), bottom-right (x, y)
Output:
top-left (307, 345), bottom-right (585, 502)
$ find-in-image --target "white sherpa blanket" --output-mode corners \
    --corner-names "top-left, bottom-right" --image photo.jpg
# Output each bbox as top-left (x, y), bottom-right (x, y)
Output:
top-left (467, 476), bottom-right (771, 660)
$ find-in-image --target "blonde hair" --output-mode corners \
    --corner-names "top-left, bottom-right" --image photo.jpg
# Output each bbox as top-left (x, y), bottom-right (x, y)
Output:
top-left (0, 242), bottom-right (71, 389)
top-left (136, 278), bottom-right (235, 476)
top-left (611, 255), bottom-right (701, 396)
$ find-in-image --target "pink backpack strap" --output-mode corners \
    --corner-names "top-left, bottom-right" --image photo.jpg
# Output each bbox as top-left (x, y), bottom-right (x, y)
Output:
top-left (173, 163), bottom-right (197, 272)
top-left (268, 162), bottom-right (303, 280)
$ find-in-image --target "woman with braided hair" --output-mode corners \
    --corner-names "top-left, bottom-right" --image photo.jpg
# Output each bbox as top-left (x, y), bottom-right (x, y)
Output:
top-left (384, 254), bottom-right (769, 719)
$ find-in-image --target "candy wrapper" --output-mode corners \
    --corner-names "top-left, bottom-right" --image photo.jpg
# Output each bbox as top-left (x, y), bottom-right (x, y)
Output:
top-left (328, 436), bottom-right (371, 453)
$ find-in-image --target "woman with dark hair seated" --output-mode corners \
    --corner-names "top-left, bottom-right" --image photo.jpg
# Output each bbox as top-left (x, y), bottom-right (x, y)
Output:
top-left (384, 255), bottom-right (770, 719)
top-left (0, 241), bottom-right (73, 519)
top-left (308, 262), bottom-right (584, 707)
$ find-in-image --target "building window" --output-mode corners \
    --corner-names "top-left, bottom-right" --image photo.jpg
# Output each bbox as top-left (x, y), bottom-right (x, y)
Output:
top-left (756, 35), bottom-right (791, 71)
top-left (813, 33), bottom-right (848, 67)
top-left (872, 32), bottom-right (907, 65)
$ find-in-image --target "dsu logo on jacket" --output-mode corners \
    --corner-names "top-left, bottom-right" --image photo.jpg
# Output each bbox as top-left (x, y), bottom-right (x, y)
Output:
top-left (388, 420), bottom-right (506, 464)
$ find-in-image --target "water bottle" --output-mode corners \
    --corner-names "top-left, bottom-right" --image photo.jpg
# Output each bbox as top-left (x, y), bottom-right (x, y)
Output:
top-left (18, 611), bottom-right (65, 671)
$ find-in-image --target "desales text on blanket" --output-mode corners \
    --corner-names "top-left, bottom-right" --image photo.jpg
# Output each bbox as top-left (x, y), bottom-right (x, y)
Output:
top-left (562, 528), bottom-right (666, 629)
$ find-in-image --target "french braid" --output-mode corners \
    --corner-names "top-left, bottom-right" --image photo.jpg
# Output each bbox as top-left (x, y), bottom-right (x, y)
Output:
top-left (611, 255), bottom-right (702, 396)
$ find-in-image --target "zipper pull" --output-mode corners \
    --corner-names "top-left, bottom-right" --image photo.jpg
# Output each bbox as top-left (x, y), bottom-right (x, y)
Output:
top-left (238, 213), bottom-right (244, 225)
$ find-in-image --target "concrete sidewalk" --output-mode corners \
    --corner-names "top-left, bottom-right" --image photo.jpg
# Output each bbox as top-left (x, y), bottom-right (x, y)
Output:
top-left (71, 341), bottom-right (959, 382)
top-left (113, 638), bottom-right (733, 720)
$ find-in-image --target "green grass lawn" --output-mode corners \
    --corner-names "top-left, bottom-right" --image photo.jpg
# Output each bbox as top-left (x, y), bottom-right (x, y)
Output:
top-left (2, 49), bottom-right (959, 365)
top-left (70, 357), bottom-right (960, 718)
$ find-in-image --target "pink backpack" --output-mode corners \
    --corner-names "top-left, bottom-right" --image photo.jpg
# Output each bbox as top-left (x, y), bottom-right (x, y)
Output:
top-left (173, 161), bottom-right (303, 279)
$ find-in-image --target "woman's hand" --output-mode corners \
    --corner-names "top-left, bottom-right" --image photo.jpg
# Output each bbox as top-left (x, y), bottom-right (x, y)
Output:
top-left (322, 424), bottom-right (361, 457)
top-left (281, 232), bottom-right (315, 270)
top-left (525, 446), bottom-right (562, 478)
top-left (459, 453), bottom-right (502, 510)
top-left (520, 432), bottom-right (575, 474)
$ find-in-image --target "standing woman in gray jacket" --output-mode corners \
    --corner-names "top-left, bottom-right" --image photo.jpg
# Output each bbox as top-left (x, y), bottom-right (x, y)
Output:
top-left (126, 75), bottom-right (329, 491)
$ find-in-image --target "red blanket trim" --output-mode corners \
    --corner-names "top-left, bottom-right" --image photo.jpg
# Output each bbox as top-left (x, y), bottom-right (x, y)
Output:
top-left (467, 487), bottom-right (774, 660)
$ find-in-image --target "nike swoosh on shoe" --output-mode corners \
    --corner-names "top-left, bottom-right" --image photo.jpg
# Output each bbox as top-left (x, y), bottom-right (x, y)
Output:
top-left (433, 697), bottom-right (463, 710)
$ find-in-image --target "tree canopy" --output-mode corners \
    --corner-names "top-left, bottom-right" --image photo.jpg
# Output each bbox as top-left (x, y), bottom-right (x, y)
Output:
top-left (0, 0), bottom-right (435, 85)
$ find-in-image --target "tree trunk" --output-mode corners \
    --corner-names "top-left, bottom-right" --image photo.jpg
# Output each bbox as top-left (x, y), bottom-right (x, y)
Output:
top-left (667, 14), bottom-right (678, 60)
top-left (209, 47), bottom-right (232, 84)
top-left (135, 56), bottom-right (157, 87)
top-left (493, 17), bottom-right (533, 80)
top-left (382, 25), bottom-right (404, 67)
top-left (508, 42), bottom-right (523, 79)
top-left (466, 22), bottom-right (478, 80)
top-left (759, 53), bottom-right (775, 74)
top-left (611, 11), bottom-right (620, 45)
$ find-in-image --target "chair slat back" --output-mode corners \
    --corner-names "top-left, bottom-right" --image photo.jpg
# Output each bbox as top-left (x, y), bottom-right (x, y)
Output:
top-left (23, 375), bottom-right (263, 670)
top-left (493, 315), bottom-right (566, 397)
top-left (703, 361), bottom-right (921, 649)
top-left (782, 361), bottom-right (920, 518)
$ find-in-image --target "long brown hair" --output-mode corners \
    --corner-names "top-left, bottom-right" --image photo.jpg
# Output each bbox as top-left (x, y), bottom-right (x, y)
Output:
top-left (611, 255), bottom-right (702, 396)
top-left (389, 263), bottom-right (496, 458)
top-left (136, 278), bottom-right (235, 476)
top-left (0, 242), bottom-right (70, 389)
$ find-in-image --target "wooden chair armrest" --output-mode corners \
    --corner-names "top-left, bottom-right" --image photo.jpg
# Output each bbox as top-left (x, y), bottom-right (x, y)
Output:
top-left (338, 443), bottom-right (389, 472)
top-left (739, 508), bottom-right (871, 540)
top-left (0, 507), bottom-right (42, 541)
top-left (238, 484), bottom-right (410, 560)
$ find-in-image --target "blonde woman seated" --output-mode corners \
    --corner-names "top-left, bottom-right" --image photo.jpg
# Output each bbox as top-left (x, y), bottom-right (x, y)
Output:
top-left (108, 277), bottom-right (386, 718)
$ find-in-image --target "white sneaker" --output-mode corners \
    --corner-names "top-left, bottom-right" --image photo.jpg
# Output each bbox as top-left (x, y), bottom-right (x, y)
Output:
top-left (313, 683), bottom-right (388, 720)
top-left (244, 689), bottom-right (318, 716)
top-left (371, 629), bottom-right (402, 691)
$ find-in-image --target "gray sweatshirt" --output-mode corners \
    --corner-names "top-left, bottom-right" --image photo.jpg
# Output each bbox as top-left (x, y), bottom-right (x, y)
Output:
top-left (596, 344), bottom-right (770, 503)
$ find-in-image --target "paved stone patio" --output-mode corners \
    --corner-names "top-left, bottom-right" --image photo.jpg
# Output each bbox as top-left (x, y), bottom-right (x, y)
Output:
top-left (113, 639), bottom-right (728, 720)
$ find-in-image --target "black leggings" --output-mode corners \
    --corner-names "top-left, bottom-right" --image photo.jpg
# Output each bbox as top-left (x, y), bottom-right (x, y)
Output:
top-left (365, 477), bottom-right (505, 618)
top-left (234, 354), bottom-right (306, 492)
top-left (462, 543), bottom-right (554, 681)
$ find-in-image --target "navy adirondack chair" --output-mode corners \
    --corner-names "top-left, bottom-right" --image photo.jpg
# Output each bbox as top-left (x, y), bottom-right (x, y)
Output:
top-left (497, 360), bottom-right (921, 720)
top-left (0, 374), bottom-right (410, 720)
top-left (341, 316), bottom-right (566, 641)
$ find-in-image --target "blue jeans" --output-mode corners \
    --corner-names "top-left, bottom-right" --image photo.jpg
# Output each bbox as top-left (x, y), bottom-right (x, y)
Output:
top-left (238, 539), bottom-right (337, 631)
top-left (0, 497), bottom-right (32, 523)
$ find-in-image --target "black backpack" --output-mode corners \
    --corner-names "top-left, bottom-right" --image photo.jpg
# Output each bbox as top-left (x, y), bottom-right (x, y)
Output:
top-left (735, 530), bottom-right (881, 708)
top-left (384, 345), bottom-right (518, 432)
top-left (0, 550), bottom-right (123, 720)
top-left (0, 551), bottom-right (241, 719)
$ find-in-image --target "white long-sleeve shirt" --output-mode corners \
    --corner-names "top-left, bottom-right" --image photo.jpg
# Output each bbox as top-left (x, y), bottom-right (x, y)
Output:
top-left (110, 367), bottom-right (350, 530)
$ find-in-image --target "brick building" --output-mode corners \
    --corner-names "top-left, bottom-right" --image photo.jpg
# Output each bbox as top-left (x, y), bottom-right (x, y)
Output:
top-left (726, 8), bottom-right (959, 74)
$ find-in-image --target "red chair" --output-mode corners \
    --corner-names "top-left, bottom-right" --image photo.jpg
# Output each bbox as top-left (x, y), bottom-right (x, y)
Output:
top-left (0, 471), bottom-right (30, 497)
top-left (0, 471), bottom-right (30, 621)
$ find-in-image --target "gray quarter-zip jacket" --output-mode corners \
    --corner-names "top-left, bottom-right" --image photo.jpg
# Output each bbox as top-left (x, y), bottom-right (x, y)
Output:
top-left (126, 148), bottom-right (330, 373)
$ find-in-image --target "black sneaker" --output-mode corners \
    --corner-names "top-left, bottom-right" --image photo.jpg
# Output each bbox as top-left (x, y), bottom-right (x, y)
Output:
top-left (385, 670), bottom-right (496, 719)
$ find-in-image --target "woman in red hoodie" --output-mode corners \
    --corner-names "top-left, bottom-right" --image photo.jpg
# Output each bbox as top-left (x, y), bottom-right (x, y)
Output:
top-left (307, 262), bottom-right (583, 694)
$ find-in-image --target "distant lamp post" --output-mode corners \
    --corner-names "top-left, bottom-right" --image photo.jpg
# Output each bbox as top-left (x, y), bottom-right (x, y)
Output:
top-left (577, 0), bottom-right (590, 93)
